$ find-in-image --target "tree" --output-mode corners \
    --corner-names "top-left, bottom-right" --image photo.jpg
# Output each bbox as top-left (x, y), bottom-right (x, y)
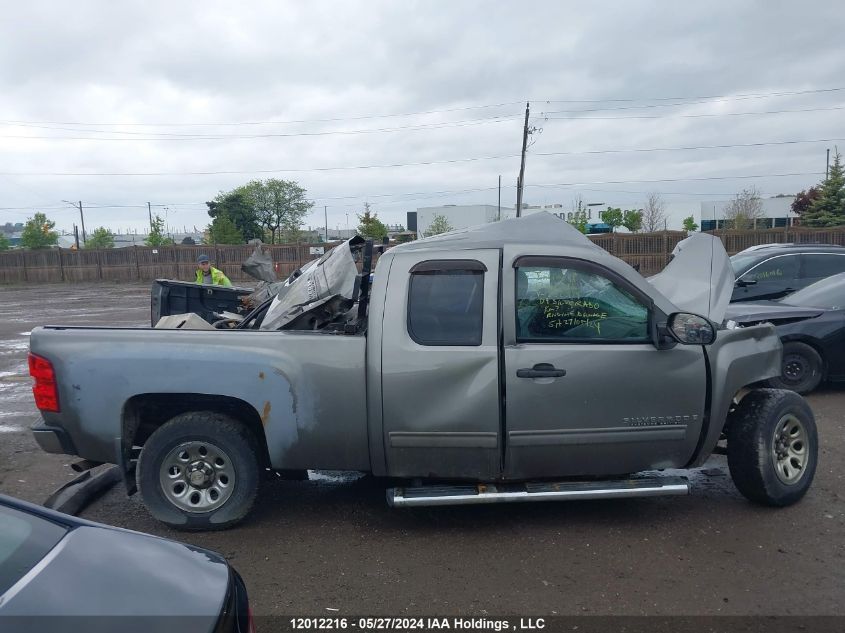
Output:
top-left (207, 215), bottom-right (244, 245)
top-left (357, 203), bottom-right (389, 239)
top-left (20, 212), bottom-right (58, 249)
top-left (206, 189), bottom-right (263, 240)
top-left (723, 187), bottom-right (765, 229)
top-left (642, 192), bottom-right (668, 232)
top-left (791, 187), bottom-right (820, 217)
top-left (682, 215), bottom-right (699, 232)
top-left (801, 150), bottom-right (845, 227)
top-left (244, 179), bottom-right (313, 244)
top-left (423, 213), bottom-right (453, 237)
top-left (599, 207), bottom-right (624, 232)
top-left (569, 210), bottom-right (588, 234)
top-left (622, 209), bottom-right (643, 233)
top-left (145, 214), bottom-right (174, 247)
top-left (0, 233), bottom-right (10, 251)
top-left (567, 195), bottom-right (589, 233)
top-left (85, 227), bottom-right (115, 249)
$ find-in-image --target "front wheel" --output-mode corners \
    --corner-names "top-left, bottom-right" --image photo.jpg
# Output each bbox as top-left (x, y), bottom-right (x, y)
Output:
top-left (726, 389), bottom-right (817, 507)
top-left (137, 411), bottom-right (261, 531)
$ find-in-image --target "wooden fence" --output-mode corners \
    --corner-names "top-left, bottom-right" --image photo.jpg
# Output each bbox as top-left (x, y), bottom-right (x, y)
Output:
top-left (3, 226), bottom-right (845, 285)
top-left (0, 243), bottom-right (338, 285)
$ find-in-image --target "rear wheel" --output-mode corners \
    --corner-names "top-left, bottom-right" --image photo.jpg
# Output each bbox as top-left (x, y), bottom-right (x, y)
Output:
top-left (726, 389), bottom-right (817, 507)
top-left (766, 341), bottom-right (823, 394)
top-left (138, 411), bottom-right (260, 531)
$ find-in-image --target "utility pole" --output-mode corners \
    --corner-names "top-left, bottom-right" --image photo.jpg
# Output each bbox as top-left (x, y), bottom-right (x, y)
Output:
top-left (147, 202), bottom-right (153, 232)
top-left (73, 224), bottom-right (80, 250)
top-left (497, 175), bottom-right (501, 221)
top-left (827, 148), bottom-right (831, 179)
top-left (324, 206), bottom-right (328, 243)
top-left (77, 201), bottom-right (87, 245)
top-left (515, 102), bottom-right (530, 217)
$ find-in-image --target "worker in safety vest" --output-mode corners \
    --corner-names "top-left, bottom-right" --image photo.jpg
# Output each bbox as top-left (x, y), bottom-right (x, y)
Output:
top-left (194, 254), bottom-right (232, 287)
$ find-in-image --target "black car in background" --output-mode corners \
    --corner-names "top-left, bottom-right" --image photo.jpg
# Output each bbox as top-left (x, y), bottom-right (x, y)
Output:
top-left (0, 494), bottom-right (253, 633)
top-left (725, 273), bottom-right (845, 394)
top-left (730, 243), bottom-right (845, 302)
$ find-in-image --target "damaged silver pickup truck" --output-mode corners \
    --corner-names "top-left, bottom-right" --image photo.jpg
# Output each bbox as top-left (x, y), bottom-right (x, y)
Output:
top-left (29, 213), bottom-right (818, 530)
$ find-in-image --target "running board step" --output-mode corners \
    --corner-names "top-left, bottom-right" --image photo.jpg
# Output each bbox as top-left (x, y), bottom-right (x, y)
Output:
top-left (387, 476), bottom-right (688, 507)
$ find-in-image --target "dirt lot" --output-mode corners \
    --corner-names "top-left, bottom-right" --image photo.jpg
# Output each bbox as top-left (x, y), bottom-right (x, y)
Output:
top-left (1, 282), bottom-right (844, 617)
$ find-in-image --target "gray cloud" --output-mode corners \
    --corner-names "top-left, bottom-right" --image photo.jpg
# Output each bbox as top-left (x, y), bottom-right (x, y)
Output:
top-left (0, 0), bottom-right (843, 234)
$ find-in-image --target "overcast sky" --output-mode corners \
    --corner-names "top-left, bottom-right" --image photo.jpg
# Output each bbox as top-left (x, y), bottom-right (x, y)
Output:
top-left (1, 0), bottom-right (843, 234)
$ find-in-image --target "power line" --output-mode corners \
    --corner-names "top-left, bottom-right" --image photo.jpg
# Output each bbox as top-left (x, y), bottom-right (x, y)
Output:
top-left (531, 137), bottom-right (845, 158)
top-left (538, 87), bottom-right (845, 104)
top-left (6, 104), bottom-right (841, 142)
top-left (0, 102), bottom-right (526, 128)
top-left (0, 153), bottom-right (521, 176)
top-left (5, 104), bottom-right (843, 141)
top-left (0, 114), bottom-right (522, 141)
top-left (528, 172), bottom-right (823, 189)
top-left (0, 172), bottom-right (820, 217)
top-left (2, 86), bottom-right (841, 128)
top-left (543, 105), bottom-right (845, 121)
top-left (1, 135), bottom-right (838, 176)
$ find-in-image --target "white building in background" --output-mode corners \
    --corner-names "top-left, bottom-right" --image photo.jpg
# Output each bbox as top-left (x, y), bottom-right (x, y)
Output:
top-left (409, 203), bottom-right (615, 237)
top-left (409, 205), bottom-right (510, 237)
top-left (410, 195), bottom-right (800, 236)
top-left (698, 196), bottom-right (798, 230)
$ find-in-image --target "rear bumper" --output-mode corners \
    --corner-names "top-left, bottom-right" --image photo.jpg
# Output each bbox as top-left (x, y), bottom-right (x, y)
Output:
top-left (32, 425), bottom-right (77, 455)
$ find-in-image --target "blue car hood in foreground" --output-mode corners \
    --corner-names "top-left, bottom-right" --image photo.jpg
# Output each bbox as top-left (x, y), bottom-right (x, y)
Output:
top-left (0, 523), bottom-right (230, 631)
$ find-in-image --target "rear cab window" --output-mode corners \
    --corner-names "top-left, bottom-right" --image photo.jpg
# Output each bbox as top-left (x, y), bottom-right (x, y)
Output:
top-left (407, 260), bottom-right (486, 346)
top-left (0, 505), bottom-right (68, 595)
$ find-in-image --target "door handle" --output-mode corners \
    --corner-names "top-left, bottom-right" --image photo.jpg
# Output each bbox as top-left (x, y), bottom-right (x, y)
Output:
top-left (517, 363), bottom-right (566, 379)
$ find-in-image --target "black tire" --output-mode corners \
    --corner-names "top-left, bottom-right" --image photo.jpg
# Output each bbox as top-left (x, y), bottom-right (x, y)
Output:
top-left (726, 389), bottom-right (818, 507)
top-left (137, 411), bottom-right (261, 531)
top-left (766, 341), bottom-right (823, 394)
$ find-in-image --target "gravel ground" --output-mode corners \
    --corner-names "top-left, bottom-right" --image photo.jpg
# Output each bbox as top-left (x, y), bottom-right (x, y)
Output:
top-left (1, 282), bottom-right (843, 617)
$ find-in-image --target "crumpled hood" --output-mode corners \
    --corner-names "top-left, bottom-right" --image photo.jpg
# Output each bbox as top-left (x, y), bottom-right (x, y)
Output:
top-left (724, 301), bottom-right (826, 324)
top-left (648, 233), bottom-right (734, 323)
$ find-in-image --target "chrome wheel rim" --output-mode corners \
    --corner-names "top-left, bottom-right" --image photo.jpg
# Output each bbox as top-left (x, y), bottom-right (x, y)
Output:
top-left (159, 441), bottom-right (235, 512)
top-left (771, 414), bottom-right (808, 485)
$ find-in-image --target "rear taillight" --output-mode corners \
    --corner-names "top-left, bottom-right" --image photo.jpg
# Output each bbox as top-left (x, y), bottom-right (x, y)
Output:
top-left (28, 352), bottom-right (60, 413)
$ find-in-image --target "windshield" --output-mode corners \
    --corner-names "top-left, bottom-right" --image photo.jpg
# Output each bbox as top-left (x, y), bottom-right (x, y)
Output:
top-left (0, 505), bottom-right (68, 595)
top-left (780, 273), bottom-right (845, 309)
top-left (730, 252), bottom-right (765, 277)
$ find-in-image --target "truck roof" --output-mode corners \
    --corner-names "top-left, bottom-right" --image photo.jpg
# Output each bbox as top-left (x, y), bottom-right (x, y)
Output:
top-left (392, 212), bottom-right (607, 256)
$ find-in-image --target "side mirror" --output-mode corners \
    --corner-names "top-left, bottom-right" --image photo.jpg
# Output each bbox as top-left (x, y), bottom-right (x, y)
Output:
top-left (665, 312), bottom-right (717, 345)
top-left (735, 278), bottom-right (757, 288)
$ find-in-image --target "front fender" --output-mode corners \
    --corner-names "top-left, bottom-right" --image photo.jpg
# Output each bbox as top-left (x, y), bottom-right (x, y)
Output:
top-left (688, 324), bottom-right (782, 467)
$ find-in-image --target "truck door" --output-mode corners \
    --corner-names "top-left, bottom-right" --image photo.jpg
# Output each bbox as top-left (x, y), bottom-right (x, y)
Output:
top-left (381, 250), bottom-right (501, 479)
top-left (502, 252), bottom-right (708, 479)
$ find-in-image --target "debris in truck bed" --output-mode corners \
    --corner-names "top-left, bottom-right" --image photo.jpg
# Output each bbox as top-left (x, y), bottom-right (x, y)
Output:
top-left (259, 235), bottom-right (365, 330)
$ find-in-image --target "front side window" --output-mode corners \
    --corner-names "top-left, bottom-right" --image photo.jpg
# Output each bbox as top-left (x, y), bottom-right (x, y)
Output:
top-left (742, 255), bottom-right (799, 282)
top-left (408, 263), bottom-right (484, 346)
top-left (516, 262), bottom-right (649, 342)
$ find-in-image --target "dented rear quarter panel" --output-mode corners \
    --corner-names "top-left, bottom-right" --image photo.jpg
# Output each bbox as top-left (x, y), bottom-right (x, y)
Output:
top-left (29, 326), bottom-right (369, 470)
